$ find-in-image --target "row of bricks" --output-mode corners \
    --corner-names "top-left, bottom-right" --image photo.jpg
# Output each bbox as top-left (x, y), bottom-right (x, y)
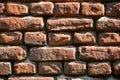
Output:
top-left (0, 62), bottom-right (120, 76)
top-left (1, 31), bottom-right (120, 46)
top-left (0, 2), bottom-right (119, 17)
top-left (0, 46), bottom-right (120, 61)
top-left (0, 17), bottom-right (119, 32)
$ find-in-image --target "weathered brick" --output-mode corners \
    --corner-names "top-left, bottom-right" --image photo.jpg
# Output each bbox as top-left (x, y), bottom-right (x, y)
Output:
top-left (48, 33), bottom-right (71, 46)
top-left (9, 77), bottom-right (54, 80)
top-left (30, 2), bottom-right (54, 15)
top-left (98, 33), bottom-right (120, 46)
top-left (0, 3), bottom-right (4, 14)
top-left (64, 62), bottom-right (86, 76)
top-left (39, 62), bottom-right (62, 75)
top-left (106, 2), bottom-right (120, 17)
top-left (47, 18), bottom-right (93, 31)
top-left (81, 3), bottom-right (104, 16)
top-left (0, 62), bottom-right (11, 75)
top-left (74, 32), bottom-right (96, 45)
top-left (0, 46), bottom-right (26, 61)
top-left (24, 32), bottom-right (46, 45)
top-left (0, 32), bottom-right (22, 44)
top-left (54, 2), bottom-right (80, 16)
top-left (30, 47), bottom-right (75, 61)
top-left (96, 17), bottom-right (120, 31)
top-left (113, 62), bottom-right (120, 75)
top-left (44, 0), bottom-right (88, 2)
top-left (6, 3), bottom-right (28, 16)
top-left (0, 17), bottom-right (43, 31)
top-left (14, 63), bottom-right (36, 75)
top-left (88, 62), bottom-right (111, 76)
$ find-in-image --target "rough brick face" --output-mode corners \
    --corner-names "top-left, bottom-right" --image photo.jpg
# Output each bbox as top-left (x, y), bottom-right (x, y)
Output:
top-left (0, 3), bottom-right (4, 14)
top-left (6, 3), bottom-right (28, 16)
top-left (81, 3), bottom-right (104, 16)
top-left (98, 33), bottom-right (120, 46)
top-left (106, 2), bottom-right (120, 17)
top-left (0, 46), bottom-right (26, 61)
top-left (113, 63), bottom-right (120, 75)
top-left (24, 32), bottom-right (46, 45)
top-left (30, 2), bottom-right (54, 15)
top-left (39, 62), bottom-right (62, 75)
top-left (47, 18), bottom-right (93, 31)
top-left (74, 32), bottom-right (96, 45)
top-left (0, 62), bottom-right (11, 75)
top-left (48, 33), bottom-right (71, 46)
top-left (0, 17), bottom-right (44, 31)
top-left (64, 62), bottom-right (86, 76)
top-left (54, 2), bottom-right (80, 16)
top-left (0, 32), bottom-right (22, 44)
top-left (30, 47), bottom-right (75, 61)
top-left (88, 62), bottom-right (111, 76)
top-left (14, 63), bottom-right (36, 75)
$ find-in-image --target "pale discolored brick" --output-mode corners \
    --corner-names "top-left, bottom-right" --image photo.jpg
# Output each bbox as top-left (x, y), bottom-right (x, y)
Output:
top-left (0, 32), bottom-right (22, 44)
top-left (0, 62), bottom-right (11, 75)
top-left (30, 2), bottom-right (54, 15)
top-left (88, 62), bottom-right (111, 76)
top-left (24, 32), bottom-right (46, 45)
top-left (0, 3), bottom-right (4, 14)
top-left (14, 63), bottom-right (36, 75)
top-left (47, 18), bottom-right (93, 31)
top-left (39, 62), bottom-right (62, 75)
top-left (48, 33), bottom-right (71, 46)
top-left (30, 47), bottom-right (75, 61)
top-left (74, 32), bottom-right (96, 45)
top-left (64, 62), bottom-right (86, 76)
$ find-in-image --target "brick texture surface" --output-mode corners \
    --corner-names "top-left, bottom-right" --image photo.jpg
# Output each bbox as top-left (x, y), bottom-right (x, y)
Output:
top-left (0, 0), bottom-right (120, 80)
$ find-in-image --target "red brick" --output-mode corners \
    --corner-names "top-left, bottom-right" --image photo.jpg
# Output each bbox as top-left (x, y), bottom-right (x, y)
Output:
top-left (14, 63), bottom-right (36, 75)
top-left (24, 32), bottom-right (46, 45)
top-left (30, 47), bottom-right (75, 61)
top-left (44, 0), bottom-right (89, 2)
top-left (6, 3), bottom-right (28, 16)
top-left (54, 2), bottom-right (80, 16)
top-left (0, 3), bottom-right (4, 14)
top-left (96, 17), bottom-right (120, 32)
top-left (113, 62), bottom-right (120, 75)
top-left (0, 62), bottom-right (11, 75)
top-left (74, 32), bottom-right (96, 45)
top-left (39, 62), bottom-right (62, 75)
top-left (30, 2), bottom-right (54, 15)
top-left (98, 33), bottom-right (120, 46)
top-left (0, 17), bottom-right (43, 31)
top-left (9, 77), bottom-right (54, 80)
top-left (47, 18), bottom-right (93, 31)
top-left (81, 3), bottom-right (104, 16)
top-left (64, 62), bottom-right (86, 76)
top-left (0, 32), bottom-right (22, 44)
top-left (106, 2), bottom-right (120, 17)
top-left (48, 33), bottom-right (71, 46)
top-left (88, 62), bottom-right (111, 76)
top-left (0, 46), bottom-right (26, 61)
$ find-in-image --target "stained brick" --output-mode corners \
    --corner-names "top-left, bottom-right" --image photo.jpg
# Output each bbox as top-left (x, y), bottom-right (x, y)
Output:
top-left (74, 32), bottom-right (96, 45)
top-left (24, 32), bottom-right (46, 46)
top-left (0, 32), bottom-right (22, 44)
top-left (81, 3), bottom-right (104, 16)
top-left (0, 3), bottom-right (4, 14)
top-left (39, 62), bottom-right (62, 75)
top-left (0, 17), bottom-right (43, 31)
top-left (48, 33), bottom-right (71, 46)
top-left (88, 62), bottom-right (111, 76)
top-left (30, 2), bottom-right (54, 15)
top-left (14, 63), bottom-right (36, 75)
top-left (47, 18), bottom-right (93, 31)
top-left (54, 2), bottom-right (80, 16)
top-left (64, 62), bottom-right (86, 76)
top-left (0, 62), bottom-right (11, 75)
top-left (0, 46), bottom-right (26, 61)
top-left (6, 3), bottom-right (28, 16)
top-left (30, 47), bottom-right (75, 61)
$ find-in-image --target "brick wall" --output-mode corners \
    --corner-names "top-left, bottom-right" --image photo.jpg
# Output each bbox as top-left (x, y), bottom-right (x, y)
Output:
top-left (0, 0), bottom-right (120, 80)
